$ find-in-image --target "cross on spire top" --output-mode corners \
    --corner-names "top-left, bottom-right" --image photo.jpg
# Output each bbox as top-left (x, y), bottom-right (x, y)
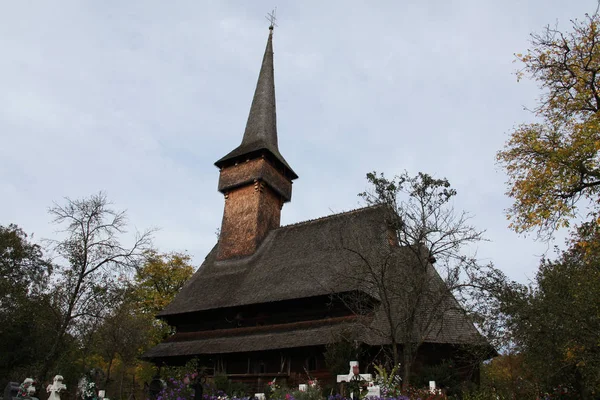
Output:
top-left (265, 8), bottom-right (277, 30)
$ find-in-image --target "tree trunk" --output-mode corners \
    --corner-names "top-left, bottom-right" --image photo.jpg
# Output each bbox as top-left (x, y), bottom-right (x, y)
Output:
top-left (132, 373), bottom-right (136, 400)
top-left (38, 324), bottom-right (68, 384)
top-left (119, 368), bottom-right (125, 400)
top-left (105, 354), bottom-right (115, 387)
top-left (391, 341), bottom-right (399, 367)
top-left (402, 346), bottom-right (412, 389)
top-left (40, 269), bottom-right (82, 383)
top-left (574, 368), bottom-right (591, 400)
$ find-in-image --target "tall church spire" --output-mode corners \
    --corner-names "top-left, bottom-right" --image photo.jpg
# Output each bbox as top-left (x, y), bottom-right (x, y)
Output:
top-left (214, 26), bottom-right (297, 260)
top-left (242, 28), bottom-right (277, 151)
top-left (215, 27), bottom-right (297, 180)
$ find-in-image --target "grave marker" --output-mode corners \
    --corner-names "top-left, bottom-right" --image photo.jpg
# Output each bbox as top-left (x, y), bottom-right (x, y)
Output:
top-left (46, 376), bottom-right (66, 400)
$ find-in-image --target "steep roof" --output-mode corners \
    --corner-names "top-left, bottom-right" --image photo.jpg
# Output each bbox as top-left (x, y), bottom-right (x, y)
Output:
top-left (143, 313), bottom-right (485, 361)
top-left (145, 206), bottom-right (490, 360)
top-left (144, 317), bottom-right (367, 358)
top-left (158, 205), bottom-right (483, 337)
top-left (215, 28), bottom-right (297, 180)
top-left (159, 205), bottom-right (390, 317)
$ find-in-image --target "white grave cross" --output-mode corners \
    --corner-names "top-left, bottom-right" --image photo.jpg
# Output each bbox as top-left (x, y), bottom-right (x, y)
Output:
top-left (47, 375), bottom-right (67, 400)
top-left (336, 361), bottom-right (373, 383)
top-left (336, 361), bottom-right (381, 399)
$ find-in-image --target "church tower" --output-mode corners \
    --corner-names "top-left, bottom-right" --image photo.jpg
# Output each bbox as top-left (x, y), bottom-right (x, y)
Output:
top-left (214, 26), bottom-right (298, 260)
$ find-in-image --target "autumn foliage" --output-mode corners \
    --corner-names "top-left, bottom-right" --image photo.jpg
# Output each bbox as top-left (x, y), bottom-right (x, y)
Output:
top-left (498, 11), bottom-right (600, 238)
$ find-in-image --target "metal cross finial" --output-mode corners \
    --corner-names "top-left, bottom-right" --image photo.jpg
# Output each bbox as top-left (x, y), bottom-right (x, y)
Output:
top-left (265, 8), bottom-right (278, 30)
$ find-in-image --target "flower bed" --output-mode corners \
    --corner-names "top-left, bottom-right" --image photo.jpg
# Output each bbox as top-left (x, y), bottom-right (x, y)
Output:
top-left (153, 369), bottom-right (447, 400)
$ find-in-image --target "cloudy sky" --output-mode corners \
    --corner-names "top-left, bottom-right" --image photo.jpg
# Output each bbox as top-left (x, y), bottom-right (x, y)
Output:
top-left (1, 1), bottom-right (595, 283)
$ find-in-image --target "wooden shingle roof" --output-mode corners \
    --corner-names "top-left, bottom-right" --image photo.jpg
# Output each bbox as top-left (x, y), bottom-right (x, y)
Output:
top-left (145, 206), bottom-right (491, 360)
top-left (159, 205), bottom-right (390, 317)
top-left (214, 29), bottom-right (297, 179)
top-left (157, 205), bottom-right (485, 345)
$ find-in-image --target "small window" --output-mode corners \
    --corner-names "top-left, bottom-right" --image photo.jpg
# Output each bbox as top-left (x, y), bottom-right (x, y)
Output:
top-left (259, 362), bottom-right (266, 374)
top-left (307, 356), bottom-right (317, 371)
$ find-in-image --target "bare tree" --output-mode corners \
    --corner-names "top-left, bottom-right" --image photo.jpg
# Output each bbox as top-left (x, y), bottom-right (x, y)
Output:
top-left (335, 172), bottom-right (498, 387)
top-left (39, 192), bottom-right (154, 382)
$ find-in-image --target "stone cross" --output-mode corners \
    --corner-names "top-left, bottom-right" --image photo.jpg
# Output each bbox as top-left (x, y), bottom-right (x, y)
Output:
top-left (336, 361), bottom-right (380, 399)
top-left (46, 376), bottom-right (66, 400)
top-left (336, 361), bottom-right (373, 383)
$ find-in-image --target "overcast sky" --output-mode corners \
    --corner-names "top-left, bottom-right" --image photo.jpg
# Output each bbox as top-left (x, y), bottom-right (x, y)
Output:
top-left (1, 1), bottom-right (595, 283)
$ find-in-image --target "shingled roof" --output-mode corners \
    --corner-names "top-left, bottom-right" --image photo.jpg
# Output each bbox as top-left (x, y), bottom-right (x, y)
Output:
top-left (154, 206), bottom-right (486, 353)
top-left (159, 205), bottom-right (390, 317)
top-left (144, 317), bottom-right (367, 358)
top-left (145, 306), bottom-right (484, 361)
top-left (214, 28), bottom-right (297, 179)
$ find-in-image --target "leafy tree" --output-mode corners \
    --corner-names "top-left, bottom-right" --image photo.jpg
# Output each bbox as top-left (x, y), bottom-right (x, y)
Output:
top-left (324, 328), bottom-right (369, 376)
top-left (498, 9), bottom-right (600, 238)
top-left (479, 353), bottom-right (537, 399)
top-left (0, 224), bottom-right (51, 295)
top-left (92, 297), bottom-right (152, 397)
top-left (132, 250), bottom-right (194, 344)
top-left (39, 192), bottom-right (154, 382)
top-left (0, 224), bottom-right (53, 386)
top-left (133, 251), bottom-right (194, 316)
top-left (340, 171), bottom-right (499, 387)
top-left (503, 224), bottom-right (600, 398)
top-left (85, 251), bottom-right (194, 396)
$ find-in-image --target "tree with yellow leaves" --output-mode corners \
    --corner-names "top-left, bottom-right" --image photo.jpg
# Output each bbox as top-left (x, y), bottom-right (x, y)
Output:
top-left (90, 251), bottom-right (195, 397)
top-left (131, 250), bottom-right (195, 348)
top-left (133, 251), bottom-right (194, 316)
top-left (498, 9), bottom-right (600, 238)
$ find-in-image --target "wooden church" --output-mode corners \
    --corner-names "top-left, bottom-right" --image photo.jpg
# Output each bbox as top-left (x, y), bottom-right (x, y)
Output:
top-left (142, 26), bottom-right (491, 391)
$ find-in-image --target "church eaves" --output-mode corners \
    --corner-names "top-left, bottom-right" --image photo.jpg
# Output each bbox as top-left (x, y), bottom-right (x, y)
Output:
top-left (215, 27), bottom-right (298, 180)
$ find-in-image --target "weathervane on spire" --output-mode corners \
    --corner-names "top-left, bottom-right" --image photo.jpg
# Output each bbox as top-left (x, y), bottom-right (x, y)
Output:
top-left (265, 8), bottom-right (278, 30)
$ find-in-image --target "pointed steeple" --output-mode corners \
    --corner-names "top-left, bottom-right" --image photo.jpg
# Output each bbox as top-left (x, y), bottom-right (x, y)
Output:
top-left (214, 26), bottom-right (297, 260)
top-left (215, 27), bottom-right (297, 180)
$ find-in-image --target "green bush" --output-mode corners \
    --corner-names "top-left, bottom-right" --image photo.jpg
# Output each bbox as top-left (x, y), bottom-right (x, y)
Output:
top-left (213, 373), bottom-right (250, 397)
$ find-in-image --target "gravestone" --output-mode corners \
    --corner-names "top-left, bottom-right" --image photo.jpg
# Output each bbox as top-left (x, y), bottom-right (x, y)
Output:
top-left (3, 378), bottom-right (39, 400)
top-left (46, 376), bottom-right (66, 400)
top-left (429, 381), bottom-right (441, 394)
top-left (365, 383), bottom-right (381, 398)
top-left (336, 361), bottom-right (380, 399)
top-left (336, 361), bottom-right (373, 383)
top-left (4, 382), bottom-right (20, 400)
top-left (337, 361), bottom-right (381, 398)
